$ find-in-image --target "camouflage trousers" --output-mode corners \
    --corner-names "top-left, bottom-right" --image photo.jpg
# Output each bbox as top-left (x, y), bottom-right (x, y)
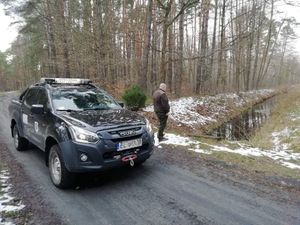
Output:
top-left (155, 112), bottom-right (168, 139)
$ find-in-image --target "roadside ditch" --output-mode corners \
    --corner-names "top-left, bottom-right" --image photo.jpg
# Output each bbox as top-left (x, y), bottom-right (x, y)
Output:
top-left (142, 87), bottom-right (300, 188)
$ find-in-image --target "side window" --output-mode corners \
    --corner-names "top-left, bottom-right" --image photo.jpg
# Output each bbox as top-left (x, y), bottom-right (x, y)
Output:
top-left (19, 88), bottom-right (28, 101)
top-left (24, 88), bottom-right (39, 107)
top-left (37, 89), bottom-right (49, 107)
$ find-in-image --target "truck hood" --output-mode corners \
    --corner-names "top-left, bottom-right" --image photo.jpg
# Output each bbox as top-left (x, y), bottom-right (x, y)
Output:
top-left (60, 109), bottom-right (146, 129)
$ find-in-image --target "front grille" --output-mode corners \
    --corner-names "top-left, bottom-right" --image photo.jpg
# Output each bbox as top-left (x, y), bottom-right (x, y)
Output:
top-left (108, 127), bottom-right (141, 136)
top-left (111, 134), bottom-right (143, 143)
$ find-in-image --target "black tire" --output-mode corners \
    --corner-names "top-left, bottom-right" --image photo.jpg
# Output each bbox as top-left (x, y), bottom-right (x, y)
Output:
top-left (48, 145), bottom-right (76, 189)
top-left (13, 125), bottom-right (28, 151)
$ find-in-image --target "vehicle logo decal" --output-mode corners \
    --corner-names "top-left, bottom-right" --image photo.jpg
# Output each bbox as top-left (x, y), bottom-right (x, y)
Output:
top-left (34, 121), bottom-right (39, 133)
top-left (22, 114), bottom-right (28, 124)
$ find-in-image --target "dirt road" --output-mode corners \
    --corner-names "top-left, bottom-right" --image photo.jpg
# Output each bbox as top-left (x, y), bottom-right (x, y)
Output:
top-left (0, 92), bottom-right (299, 225)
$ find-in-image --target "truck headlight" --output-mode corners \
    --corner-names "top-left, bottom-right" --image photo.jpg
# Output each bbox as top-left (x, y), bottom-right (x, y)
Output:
top-left (146, 119), bottom-right (153, 134)
top-left (69, 126), bottom-right (99, 144)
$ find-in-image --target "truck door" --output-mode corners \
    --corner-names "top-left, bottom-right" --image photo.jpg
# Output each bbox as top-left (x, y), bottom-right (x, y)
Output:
top-left (22, 87), bottom-right (40, 144)
top-left (32, 88), bottom-right (51, 149)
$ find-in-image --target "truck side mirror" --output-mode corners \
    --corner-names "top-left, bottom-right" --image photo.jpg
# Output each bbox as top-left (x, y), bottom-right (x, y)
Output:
top-left (118, 102), bottom-right (124, 108)
top-left (31, 104), bottom-right (45, 114)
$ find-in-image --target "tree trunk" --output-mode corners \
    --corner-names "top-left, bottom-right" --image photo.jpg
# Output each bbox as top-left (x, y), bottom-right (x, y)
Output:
top-left (139, 0), bottom-right (153, 92)
top-left (177, 0), bottom-right (184, 96)
top-left (217, 0), bottom-right (227, 91)
top-left (58, 0), bottom-right (71, 78)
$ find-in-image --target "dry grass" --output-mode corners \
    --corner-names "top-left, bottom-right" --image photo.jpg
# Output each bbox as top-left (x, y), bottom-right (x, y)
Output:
top-left (210, 151), bottom-right (300, 179)
top-left (200, 85), bottom-right (300, 179)
top-left (193, 86), bottom-right (300, 178)
top-left (207, 86), bottom-right (300, 179)
top-left (250, 85), bottom-right (300, 152)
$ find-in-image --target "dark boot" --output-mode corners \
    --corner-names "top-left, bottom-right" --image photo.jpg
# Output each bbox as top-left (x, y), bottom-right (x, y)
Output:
top-left (158, 137), bottom-right (168, 142)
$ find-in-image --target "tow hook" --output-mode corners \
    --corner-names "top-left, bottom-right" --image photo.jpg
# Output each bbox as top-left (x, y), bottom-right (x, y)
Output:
top-left (121, 154), bottom-right (137, 167)
top-left (130, 159), bottom-right (135, 167)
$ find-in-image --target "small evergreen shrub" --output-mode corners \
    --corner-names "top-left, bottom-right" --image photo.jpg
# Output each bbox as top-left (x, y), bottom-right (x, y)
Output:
top-left (122, 85), bottom-right (147, 111)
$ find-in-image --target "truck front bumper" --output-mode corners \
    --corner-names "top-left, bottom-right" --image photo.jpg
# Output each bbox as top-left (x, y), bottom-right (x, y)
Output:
top-left (58, 132), bottom-right (154, 173)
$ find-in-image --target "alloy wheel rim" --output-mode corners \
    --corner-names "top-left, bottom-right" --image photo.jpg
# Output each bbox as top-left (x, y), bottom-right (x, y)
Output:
top-left (50, 152), bottom-right (61, 184)
top-left (14, 129), bottom-right (19, 148)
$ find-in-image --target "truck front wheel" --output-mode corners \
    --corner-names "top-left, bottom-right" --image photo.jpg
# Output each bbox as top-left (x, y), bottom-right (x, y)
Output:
top-left (13, 125), bottom-right (28, 151)
top-left (48, 145), bottom-right (75, 189)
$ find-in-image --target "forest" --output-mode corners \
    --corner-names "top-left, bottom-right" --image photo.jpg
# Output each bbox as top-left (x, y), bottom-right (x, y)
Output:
top-left (0, 0), bottom-right (299, 96)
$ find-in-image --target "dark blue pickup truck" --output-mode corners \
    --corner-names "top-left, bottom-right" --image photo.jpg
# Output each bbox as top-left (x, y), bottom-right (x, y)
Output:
top-left (9, 78), bottom-right (154, 188)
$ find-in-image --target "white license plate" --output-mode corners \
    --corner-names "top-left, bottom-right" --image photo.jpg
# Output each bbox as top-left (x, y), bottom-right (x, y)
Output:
top-left (117, 139), bottom-right (142, 151)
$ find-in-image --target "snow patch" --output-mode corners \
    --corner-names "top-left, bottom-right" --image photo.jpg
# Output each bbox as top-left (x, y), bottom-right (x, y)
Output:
top-left (156, 132), bottom-right (300, 170)
top-left (144, 89), bottom-right (275, 128)
top-left (144, 97), bottom-right (216, 126)
top-left (169, 98), bottom-right (215, 126)
top-left (272, 127), bottom-right (300, 153)
top-left (289, 113), bottom-right (300, 122)
top-left (154, 133), bottom-right (198, 147)
top-left (272, 127), bottom-right (293, 151)
top-left (146, 89), bottom-right (300, 169)
top-left (0, 170), bottom-right (25, 225)
top-left (281, 162), bottom-right (300, 169)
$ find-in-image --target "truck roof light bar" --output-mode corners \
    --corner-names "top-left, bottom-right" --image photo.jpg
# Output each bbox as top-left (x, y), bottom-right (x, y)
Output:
top-left (40, 78), bottom-right (92, 85)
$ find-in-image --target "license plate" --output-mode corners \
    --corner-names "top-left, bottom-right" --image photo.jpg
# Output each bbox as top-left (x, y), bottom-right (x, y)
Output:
top-left (117, 139), bottom-right (142, 151)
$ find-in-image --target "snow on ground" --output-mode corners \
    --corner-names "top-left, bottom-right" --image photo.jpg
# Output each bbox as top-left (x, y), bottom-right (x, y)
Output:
top-left (155, 132), bottom-right (300, 170)
top-left (0, 170), bottom-right (25, 225)
top-left (149, 89), bottom-right (300, 169)
top-left (144, 89), bottom-right (275, 128)
top-left (148, 88), bottom-right (300, 169)
top-left (144, 97), bottom-right (214, 126)
top-left (272, 127), bottom-right (296, 152)
top-left (289, 113), bottom-right (300, 122)
top-left (168, 98), bottom-right (215, 126)
top-left (154, 133), bottom-right (198, 147)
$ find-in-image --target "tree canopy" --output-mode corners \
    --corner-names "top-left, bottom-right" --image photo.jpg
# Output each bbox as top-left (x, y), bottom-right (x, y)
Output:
top-left (0, 0), bottom-right (299, 95)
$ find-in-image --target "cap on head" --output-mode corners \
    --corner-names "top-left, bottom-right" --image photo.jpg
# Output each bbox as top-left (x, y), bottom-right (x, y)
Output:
top-left (159, 83), bottom-right (167, 92)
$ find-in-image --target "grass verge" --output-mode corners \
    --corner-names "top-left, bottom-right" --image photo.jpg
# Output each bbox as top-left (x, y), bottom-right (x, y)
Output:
top-left (190, 86), bottom-right (300, 180)
top-left (251, 85), bottom-right (300, 153)
top-left (209, 151), bottom-right (300, 179)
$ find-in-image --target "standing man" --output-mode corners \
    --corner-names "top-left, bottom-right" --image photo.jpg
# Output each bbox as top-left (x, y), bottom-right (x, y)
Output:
top-left (153, 83), bottom-right (170, 141)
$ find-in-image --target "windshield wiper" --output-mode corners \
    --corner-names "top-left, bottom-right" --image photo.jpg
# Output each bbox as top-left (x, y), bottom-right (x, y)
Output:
top-left (56, 109), bottom-right (83, 112)
top-left (83, 107), bottom-right (109, 111)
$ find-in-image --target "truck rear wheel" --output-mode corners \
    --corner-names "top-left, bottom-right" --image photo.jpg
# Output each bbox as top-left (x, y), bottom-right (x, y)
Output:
top-left (49, 145), bottom-right (76, 189)
top-left (13, 125), bottom-right (28, 151)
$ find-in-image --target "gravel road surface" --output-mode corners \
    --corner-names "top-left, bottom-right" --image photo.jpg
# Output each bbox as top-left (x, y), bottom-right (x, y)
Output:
top-left (0, 92), bottom-right (299, 225)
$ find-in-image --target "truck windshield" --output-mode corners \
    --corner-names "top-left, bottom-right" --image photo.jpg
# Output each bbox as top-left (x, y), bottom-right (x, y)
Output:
top-left (51, 87), bottom-right (121, 111)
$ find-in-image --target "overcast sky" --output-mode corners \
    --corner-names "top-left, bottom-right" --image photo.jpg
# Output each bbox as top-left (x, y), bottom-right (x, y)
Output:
top-left (0, 2), bottom-right (300, 54)
top-left (277, 1), bottom-right (300, 54)
top-left (0, 5), bottom-right (18, 52)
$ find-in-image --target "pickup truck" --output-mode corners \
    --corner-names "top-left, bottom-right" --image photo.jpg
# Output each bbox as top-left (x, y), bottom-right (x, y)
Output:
top-left (9, 78), bottom-right (154, 188)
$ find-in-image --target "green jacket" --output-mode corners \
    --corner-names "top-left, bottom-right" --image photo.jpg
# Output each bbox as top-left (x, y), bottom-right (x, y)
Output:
top-left (153, 89), bottom-right (170, 114)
